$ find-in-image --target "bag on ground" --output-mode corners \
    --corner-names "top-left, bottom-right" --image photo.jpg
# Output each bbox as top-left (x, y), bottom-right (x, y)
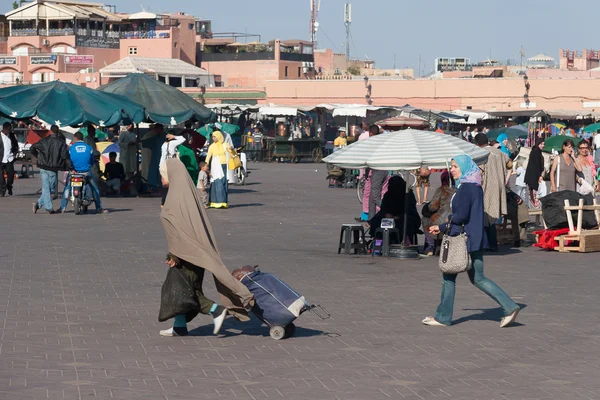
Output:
top-left (236, 269), bottom-right (307, 327)
top-left (158, 267), bottom-right (200, 322)
top-left (541, 190), bottom-right (597, 230)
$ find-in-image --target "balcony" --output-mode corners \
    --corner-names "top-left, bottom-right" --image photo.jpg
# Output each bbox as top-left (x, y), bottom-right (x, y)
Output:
top-left (200, 51), bottom-right (313, 63)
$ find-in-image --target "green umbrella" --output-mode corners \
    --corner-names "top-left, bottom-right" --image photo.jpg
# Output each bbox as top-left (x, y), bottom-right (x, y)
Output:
top-left (79, 127), bottom-right (107, 141)
top-left (583, 122), bottom-right (600, 133)
top-left (99, 73), bottom-right (216, 125)
top-left (197, 123), bottom-right (241, 140)
top-left (486, 125), bottom-right (528, 141)
top-left (0, 81), bottom-right (145, 127)
top-left (543, 135), bottom-right (582, 153)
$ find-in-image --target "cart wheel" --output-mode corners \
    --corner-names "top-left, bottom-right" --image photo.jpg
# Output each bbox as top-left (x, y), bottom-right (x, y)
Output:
top-left (284, 324), bottom-right (296, 338)
top-left (312, 148), bottom-right (323, 163)
top-left (270, 326), bottom-right (286, 340)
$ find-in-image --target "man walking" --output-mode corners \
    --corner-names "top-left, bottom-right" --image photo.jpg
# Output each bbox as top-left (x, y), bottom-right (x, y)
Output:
top-left (0, 122), bottom-right (18, 197)
top-left (475, 133), bottom-right (509, 251)
top-left (31, 125), bottom-right (72, 214)
top-left (118, 124), bottom-right (138, 180)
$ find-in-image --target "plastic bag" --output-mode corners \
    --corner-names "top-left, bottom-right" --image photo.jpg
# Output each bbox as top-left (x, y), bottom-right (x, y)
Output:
top-left (158, 267), bottom-right (200, 322)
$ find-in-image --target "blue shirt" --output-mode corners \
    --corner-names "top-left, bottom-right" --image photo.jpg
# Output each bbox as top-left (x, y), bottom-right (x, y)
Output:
top-left (69, 142), bottom-right (95, 173)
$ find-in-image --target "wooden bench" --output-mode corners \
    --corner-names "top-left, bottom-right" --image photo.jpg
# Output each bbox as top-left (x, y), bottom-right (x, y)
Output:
top-left (554, 199), bottom-right (600, 253)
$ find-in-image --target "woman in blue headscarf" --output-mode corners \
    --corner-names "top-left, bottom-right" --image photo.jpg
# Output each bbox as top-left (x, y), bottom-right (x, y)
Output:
top-left (422, 154), bottom-right (520, 328)
top-left (496, 133), bottom-right (512, 158)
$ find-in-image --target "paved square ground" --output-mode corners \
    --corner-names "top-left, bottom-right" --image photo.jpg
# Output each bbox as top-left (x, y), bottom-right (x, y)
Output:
top-left (1, 163), bottom-right (600, 400)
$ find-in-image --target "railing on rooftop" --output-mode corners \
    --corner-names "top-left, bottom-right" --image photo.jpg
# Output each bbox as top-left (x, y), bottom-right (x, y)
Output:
top-left (200, 51), bottom-right (313, 63)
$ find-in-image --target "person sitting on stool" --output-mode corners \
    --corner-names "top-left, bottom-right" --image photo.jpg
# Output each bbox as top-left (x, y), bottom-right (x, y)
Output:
top-left (103, 152), bottom-right (125, 195)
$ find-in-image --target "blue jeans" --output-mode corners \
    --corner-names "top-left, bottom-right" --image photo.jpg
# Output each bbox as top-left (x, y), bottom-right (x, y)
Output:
top-left (37, 169), bottom-right (58, 212)
top-left (434, 251), bottom-right (519, 326)
top-left (60, 171), bottom-right (103, 211)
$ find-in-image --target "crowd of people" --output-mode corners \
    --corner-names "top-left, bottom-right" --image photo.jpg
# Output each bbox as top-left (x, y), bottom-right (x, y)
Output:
top-left (17, 119), bottom-right (241, 214)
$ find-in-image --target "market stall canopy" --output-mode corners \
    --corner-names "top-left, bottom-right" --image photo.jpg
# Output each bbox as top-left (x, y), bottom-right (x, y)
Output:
top-left (397, 105), bottom-right (467, 127)
top-left (332, 105), bottom-right (394, 118)
top-left (527, 54), bottom-right (555, 62)
top-left (487, 110), bottom-right (547, 118)
top-left (100, 57), bottom-right (215, 87)
top-left (0, 81), bottom-right (145, 127)
top-left (449, 109), bottom-right (496, 125)
top-left (99, 73), bottom-right (216, 125)
top-left (583, 122), bottom-right (600, 133)
top-left (206, 104), bottom-right (260, 113)
top-left (486, 125), bottom-right (528, 141)
top-left (543, 135), bottom-right (582, 153)
top-left (197, 123), bottom-right (241, 140)
top-left (375, 116), bottom-right (429, 130)
top-left (259, 106), bottom-right (299, 116)
top-left (323, 129), bottom-right (489, 170)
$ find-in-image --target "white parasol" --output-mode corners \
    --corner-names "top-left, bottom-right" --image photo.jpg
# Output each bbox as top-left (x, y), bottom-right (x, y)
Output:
top-left (323, 129), bottom-right (489, 170)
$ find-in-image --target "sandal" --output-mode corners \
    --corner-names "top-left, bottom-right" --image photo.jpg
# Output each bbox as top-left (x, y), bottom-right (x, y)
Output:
top-left (421, 317), bottom-right (447, 327)
top-left (500, 308), bottom-right (520, 328)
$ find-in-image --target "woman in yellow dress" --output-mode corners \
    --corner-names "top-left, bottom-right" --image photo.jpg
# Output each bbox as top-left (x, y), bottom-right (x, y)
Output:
top-left (205, 131), bottom-right (230, 208)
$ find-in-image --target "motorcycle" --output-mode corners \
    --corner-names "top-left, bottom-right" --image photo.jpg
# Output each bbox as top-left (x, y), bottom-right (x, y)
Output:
top-left (69, 173), bottom-right (95, 215)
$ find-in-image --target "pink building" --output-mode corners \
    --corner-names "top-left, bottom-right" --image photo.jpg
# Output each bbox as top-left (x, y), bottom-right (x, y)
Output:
top-left (198, 39), bottom-right (315, 88)
top-left (0, 1), bottom-right (202, 87)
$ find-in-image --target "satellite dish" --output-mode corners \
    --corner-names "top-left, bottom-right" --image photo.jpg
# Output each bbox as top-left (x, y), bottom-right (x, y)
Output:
top-left (314, 22), bottom-right (320, 27)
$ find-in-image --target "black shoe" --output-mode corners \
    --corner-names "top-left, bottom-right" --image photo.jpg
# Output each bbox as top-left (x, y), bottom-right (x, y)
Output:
top-left (513, 240), bottom-right (521, 248)
top-left (210, 305), bottom-right (228, 334)
top-left (48, 210), bottom-right (57, 214)
top-left (7, 188), bottom-right (12, 196)
top-left (32, 203), bottom-right (39, 214)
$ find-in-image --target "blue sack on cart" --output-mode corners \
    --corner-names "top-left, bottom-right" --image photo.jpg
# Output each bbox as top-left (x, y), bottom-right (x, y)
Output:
top-left (240, 271), bottom-right (307, 327)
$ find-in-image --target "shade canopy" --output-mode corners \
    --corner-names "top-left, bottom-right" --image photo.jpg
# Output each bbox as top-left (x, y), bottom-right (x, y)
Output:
top-left (375, 116), bottom-right (428, 130)
top-left (583, 122), bottom-right (600, 133)
top-left (0, 81), bottom-right (145, 127)
top-left (197, 123), bottom-right (240, 140)
top-left (99, 73), bottom-right (216, 125)
top-left (543, 135), bottom-right (582, 153)
top-left (486, 125), bottom-right (528, 141)
top-left (323, 129), bottom-right (490, 170)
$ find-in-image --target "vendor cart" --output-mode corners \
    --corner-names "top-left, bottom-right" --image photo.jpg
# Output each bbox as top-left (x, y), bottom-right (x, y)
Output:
top-left (267, 137), bottom-right (323, 163)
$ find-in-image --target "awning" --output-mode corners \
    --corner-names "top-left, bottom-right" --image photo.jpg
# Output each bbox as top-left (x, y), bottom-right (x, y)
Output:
top-left (332, 105), bottom-right (392, 118)
top-left (259, 106), bottom-right (298, 116)
top-left (449, 109), bottom-right (497, 125)
top-left (486, 110), bottom-right (547, 118)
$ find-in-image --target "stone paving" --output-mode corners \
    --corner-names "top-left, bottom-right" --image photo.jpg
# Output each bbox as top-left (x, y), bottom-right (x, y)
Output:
top-left (1, 163), bottom-right (600, 400)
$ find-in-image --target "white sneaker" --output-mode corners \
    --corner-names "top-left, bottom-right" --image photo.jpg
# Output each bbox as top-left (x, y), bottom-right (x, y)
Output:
top-left (159, 327), bottom-right (180, 337)
top-left (500, 308), bottom-right (520, 328)
top-left (211, 306), bottom-right (228, 334)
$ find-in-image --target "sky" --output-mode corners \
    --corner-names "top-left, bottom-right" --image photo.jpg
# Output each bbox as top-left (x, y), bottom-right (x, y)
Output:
top-left (109, 0), bottom-right (599, 74)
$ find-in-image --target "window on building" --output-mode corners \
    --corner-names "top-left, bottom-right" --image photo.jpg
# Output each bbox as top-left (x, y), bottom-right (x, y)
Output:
top-left (128, 47), bottom-right (138, 55)
top-left (285, 66), bottom-right (288, 77)
top-left (298, 67), bottom-right (302, 77)
top-left (188, 23), bottom-right (194, 30)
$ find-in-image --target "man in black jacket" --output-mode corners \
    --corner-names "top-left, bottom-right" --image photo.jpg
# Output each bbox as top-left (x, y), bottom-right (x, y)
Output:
top-left (30, 125), bottom-right (73, 214)
top-left (0, 122), bottom-right (19, 197)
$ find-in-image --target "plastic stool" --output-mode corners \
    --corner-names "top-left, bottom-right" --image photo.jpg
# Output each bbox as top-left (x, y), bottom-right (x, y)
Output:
top-left (338, 224), bottom-right (367, 255)
top-left (372, 228), bottom-right (401, 257)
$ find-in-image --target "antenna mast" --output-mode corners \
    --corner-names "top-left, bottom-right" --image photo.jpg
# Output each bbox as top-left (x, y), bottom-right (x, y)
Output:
top-left (344, 2), bottom-right (351, 61)
top-left (310, 0), bottom-right (321, 48)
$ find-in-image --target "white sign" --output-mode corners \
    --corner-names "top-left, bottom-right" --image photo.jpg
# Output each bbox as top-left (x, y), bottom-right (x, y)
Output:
top-left (583, 101), bottom-right (600, 108)
top-left (520, 102), bottom-right (536, 109)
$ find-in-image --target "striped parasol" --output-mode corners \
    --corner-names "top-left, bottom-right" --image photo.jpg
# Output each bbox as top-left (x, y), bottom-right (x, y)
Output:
top-left (323, 129), bottom-right (489, 170)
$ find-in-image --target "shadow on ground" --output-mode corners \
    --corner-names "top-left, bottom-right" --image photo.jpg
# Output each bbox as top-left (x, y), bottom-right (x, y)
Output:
top-left (452, 303), bottom-right (528, 326)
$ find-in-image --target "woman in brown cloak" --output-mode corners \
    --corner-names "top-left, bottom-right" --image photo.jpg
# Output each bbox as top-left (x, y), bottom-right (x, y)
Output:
top-left (158, 159), bottom-right (254, 336)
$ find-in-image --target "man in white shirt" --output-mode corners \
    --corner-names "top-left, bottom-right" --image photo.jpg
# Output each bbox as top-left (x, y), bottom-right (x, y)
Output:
top-left (593, 130), bottom-right (600, 166)
top-left (0, 122), bottom-right (18, 197)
